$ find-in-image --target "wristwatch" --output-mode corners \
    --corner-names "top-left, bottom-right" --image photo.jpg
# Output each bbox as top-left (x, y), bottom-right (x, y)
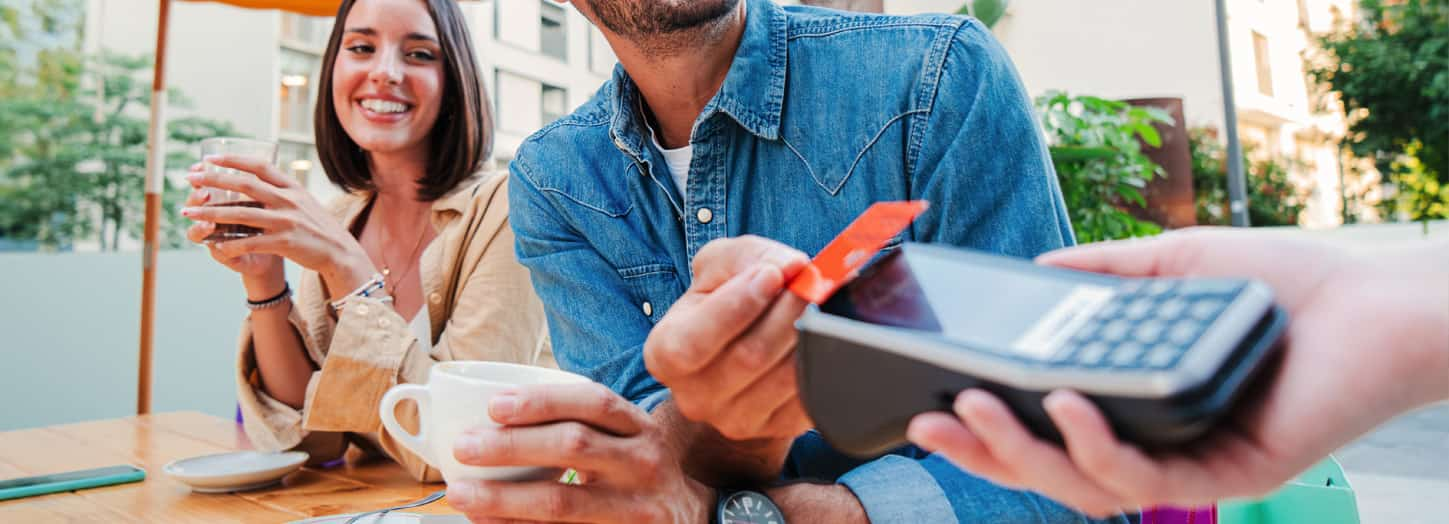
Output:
top-left (713, 489), bottom-right (785, 524)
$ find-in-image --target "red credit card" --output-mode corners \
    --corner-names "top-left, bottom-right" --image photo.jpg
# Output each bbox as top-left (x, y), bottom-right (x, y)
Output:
top-left (788, 200), bottom-right (929, 304)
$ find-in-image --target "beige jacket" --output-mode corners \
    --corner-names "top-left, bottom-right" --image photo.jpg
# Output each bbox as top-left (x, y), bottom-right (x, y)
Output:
top-left (235, 171), bottom-right (549, 482)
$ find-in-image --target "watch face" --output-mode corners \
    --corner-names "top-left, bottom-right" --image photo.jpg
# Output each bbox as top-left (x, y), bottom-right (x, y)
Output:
top-left (720, 491), bottom-right (783, 524)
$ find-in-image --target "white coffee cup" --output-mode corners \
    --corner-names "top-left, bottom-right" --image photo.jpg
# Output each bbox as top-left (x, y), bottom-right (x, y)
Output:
top-left (379, 361), bottom-right (591, 482)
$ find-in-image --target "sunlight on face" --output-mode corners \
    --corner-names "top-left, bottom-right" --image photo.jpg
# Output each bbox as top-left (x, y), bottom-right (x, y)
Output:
top-left (331, 0), bottom-right (444, 159)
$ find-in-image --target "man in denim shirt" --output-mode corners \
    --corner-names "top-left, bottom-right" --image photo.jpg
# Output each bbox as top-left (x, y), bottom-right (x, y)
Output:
top-left (443, 0), bottom-right (1131, 522)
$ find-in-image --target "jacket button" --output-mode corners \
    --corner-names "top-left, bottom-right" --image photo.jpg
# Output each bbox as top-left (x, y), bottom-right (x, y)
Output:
top-left (377, 318), bottom-right (390, 328)
top-left (429, 292), bottom-right (442, 304)
top-left (696, 207), bottom-right (714, 224)
top-left (355, 304), bottom-right (370, 316)
top-left (642, 301), bottom-right (653, 317)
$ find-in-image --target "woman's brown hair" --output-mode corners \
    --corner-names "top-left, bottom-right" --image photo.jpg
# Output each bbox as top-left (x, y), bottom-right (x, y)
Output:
top-left (314, 0), bottom-right (493, 201)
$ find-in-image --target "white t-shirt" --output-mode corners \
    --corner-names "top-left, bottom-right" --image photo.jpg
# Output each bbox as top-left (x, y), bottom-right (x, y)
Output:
top-left (649, 127), bottom-right (693, 199)
top-left (410, 302), bottom-right (431, 352)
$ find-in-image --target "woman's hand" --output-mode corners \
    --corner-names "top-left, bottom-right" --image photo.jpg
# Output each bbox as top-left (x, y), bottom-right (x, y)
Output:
top-left (182, 155), bottom-right (375, 296)
top-left (182, 162), bottom-right (285, 297)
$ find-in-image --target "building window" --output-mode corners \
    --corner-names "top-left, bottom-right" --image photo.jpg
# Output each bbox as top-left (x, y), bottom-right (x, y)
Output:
top-left (541, 84), bottom-right (567, 124)
top-left (279, 49), bottom-right (321, 136)
top-left (1252, 31), bottom-right (1274, 97)
top-left (540, 1), bottom-right (567, 61)
top-left (279, 140), bottom-right (318, 187)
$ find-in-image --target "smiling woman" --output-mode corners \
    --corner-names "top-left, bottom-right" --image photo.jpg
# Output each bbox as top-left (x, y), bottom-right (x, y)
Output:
top-left (316, 0), bottom-right (491, 202)
top-left (177, 0), bottom-right (548, 483)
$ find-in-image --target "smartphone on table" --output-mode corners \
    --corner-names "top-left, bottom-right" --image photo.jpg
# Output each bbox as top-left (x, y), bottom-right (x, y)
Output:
top-left (0, 465), bottom-right (146, 501)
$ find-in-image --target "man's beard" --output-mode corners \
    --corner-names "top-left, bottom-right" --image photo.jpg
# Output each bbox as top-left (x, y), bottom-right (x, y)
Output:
top-left (587, 0), bottom-right (742, 46)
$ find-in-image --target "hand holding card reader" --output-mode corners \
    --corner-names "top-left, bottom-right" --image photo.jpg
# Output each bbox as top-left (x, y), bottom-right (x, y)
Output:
top-left (794, 242), bottom-right (1288, 458)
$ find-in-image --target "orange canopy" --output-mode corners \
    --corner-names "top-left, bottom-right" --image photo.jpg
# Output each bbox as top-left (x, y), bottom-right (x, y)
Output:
top-left (187, 0), bottom-right (341, 17)
top-left (186, 0), bottom-right (479, 17)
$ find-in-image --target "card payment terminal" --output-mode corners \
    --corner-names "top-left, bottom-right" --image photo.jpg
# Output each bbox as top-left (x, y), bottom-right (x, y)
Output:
top-left (795, 242), bottom-right (1287, 457)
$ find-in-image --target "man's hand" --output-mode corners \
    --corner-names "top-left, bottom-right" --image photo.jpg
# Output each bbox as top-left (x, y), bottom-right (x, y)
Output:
top-left (907, 228), bottom-right (1449, 515)
top-left (447, 382), bottom-right (714, 523)
top-left (644, 235), bottom-right (813, 442)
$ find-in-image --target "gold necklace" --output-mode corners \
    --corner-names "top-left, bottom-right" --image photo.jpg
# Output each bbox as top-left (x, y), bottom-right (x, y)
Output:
top-left (379, 220), bottom-right (430, 296)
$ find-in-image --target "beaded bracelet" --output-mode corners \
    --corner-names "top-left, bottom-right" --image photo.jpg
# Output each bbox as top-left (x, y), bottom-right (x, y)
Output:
top-left (245, 283), bottom-right (292, 311)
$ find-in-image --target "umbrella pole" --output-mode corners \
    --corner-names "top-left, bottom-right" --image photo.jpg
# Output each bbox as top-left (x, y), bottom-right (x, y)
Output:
top-left (139, 0), bottom-right (172, 416)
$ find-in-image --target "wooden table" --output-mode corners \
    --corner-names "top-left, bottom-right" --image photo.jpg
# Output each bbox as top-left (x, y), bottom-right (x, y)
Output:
top-left (0, 411), bottom-right (461, 522)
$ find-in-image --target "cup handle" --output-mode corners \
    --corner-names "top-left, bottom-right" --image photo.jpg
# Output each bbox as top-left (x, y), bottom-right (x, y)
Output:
top-left (379, 384), bottom-right (432, 464)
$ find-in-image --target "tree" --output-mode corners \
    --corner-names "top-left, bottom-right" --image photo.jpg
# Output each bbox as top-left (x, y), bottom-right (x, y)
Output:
top-left (0, 0), bottom-right (87, 247)
top-left (1389, 142), bottom-right (1449, 234)
top-left (1309, 0), bottom-right (1449, 225)
top-left (0, 1), bottom-right (237, 250)
top-left (1190, 127), bottom-right (1310, 227)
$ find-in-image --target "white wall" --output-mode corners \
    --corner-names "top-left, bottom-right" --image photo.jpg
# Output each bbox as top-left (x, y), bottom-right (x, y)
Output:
top-left (496, 69), bottom-right (545, 134)
top-left (883, 0), bottom-right (960, 15)
top-left (987, 1), bottom-right (1226, 131)
top-left (495, 0), bottom-right (543, 52)
top-left (0, 251), bottom-right (250, 431)
top-left (883, 1), bottom-right (1226, 129)
top-left (588, 29), bottom-right (617, 76)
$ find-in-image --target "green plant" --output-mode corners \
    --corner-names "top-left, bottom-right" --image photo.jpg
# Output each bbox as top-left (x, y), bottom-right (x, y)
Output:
top-left (1036, 91), bottom-right (1172, 243)
top-left (2, 36), bottom-right (236, 250)
top-left (1189, 127), bottom-right (1310, 227)
top-left (1308, 0), bottom-right (1448, 194)
top-left (956, 0), bottom-right (1009, 28)
top-left (1388, 142), bottom-right (1449, 234)
top-left (1189, 128), bottom-right (1229, 225)
top-left (1245, 153), bottom-right (1310, 227)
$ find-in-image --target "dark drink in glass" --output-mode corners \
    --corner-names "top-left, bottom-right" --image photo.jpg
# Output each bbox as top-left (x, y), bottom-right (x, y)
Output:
top-left (203, 201), bottom-right (265, 242)
top-left (197, 137), bottom-right (277, 243)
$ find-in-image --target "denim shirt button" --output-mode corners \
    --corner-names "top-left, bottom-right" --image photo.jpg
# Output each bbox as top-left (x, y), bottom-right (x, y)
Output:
top-left (696, 207), bottom-right (714, 224)
top-left (642, 301), bottom-right (653, 317)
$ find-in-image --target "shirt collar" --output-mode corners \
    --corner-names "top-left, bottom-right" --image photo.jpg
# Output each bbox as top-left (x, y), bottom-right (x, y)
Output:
top-left (428, 172), bottom-right (482, 217)
top-left (609, 0), bottom-right (788, 159)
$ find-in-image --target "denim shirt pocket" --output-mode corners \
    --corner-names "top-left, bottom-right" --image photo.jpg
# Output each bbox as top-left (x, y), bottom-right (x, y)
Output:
top-left (616, 263), bottom-right (685, 324)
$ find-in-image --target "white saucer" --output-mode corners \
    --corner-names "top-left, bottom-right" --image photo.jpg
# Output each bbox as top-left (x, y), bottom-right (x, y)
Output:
top-left (163, 450), bottom-right (309, 493)
top-left (290, 513), bottom-right (469, 524)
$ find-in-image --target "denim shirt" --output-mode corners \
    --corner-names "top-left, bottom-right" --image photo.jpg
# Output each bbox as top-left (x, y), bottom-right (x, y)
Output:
top-left (510, 1), bottom-right (1127, 523)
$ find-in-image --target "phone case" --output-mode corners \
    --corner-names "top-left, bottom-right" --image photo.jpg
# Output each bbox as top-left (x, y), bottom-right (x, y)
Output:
top-left (0, 466), bottom-right (147, 501)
